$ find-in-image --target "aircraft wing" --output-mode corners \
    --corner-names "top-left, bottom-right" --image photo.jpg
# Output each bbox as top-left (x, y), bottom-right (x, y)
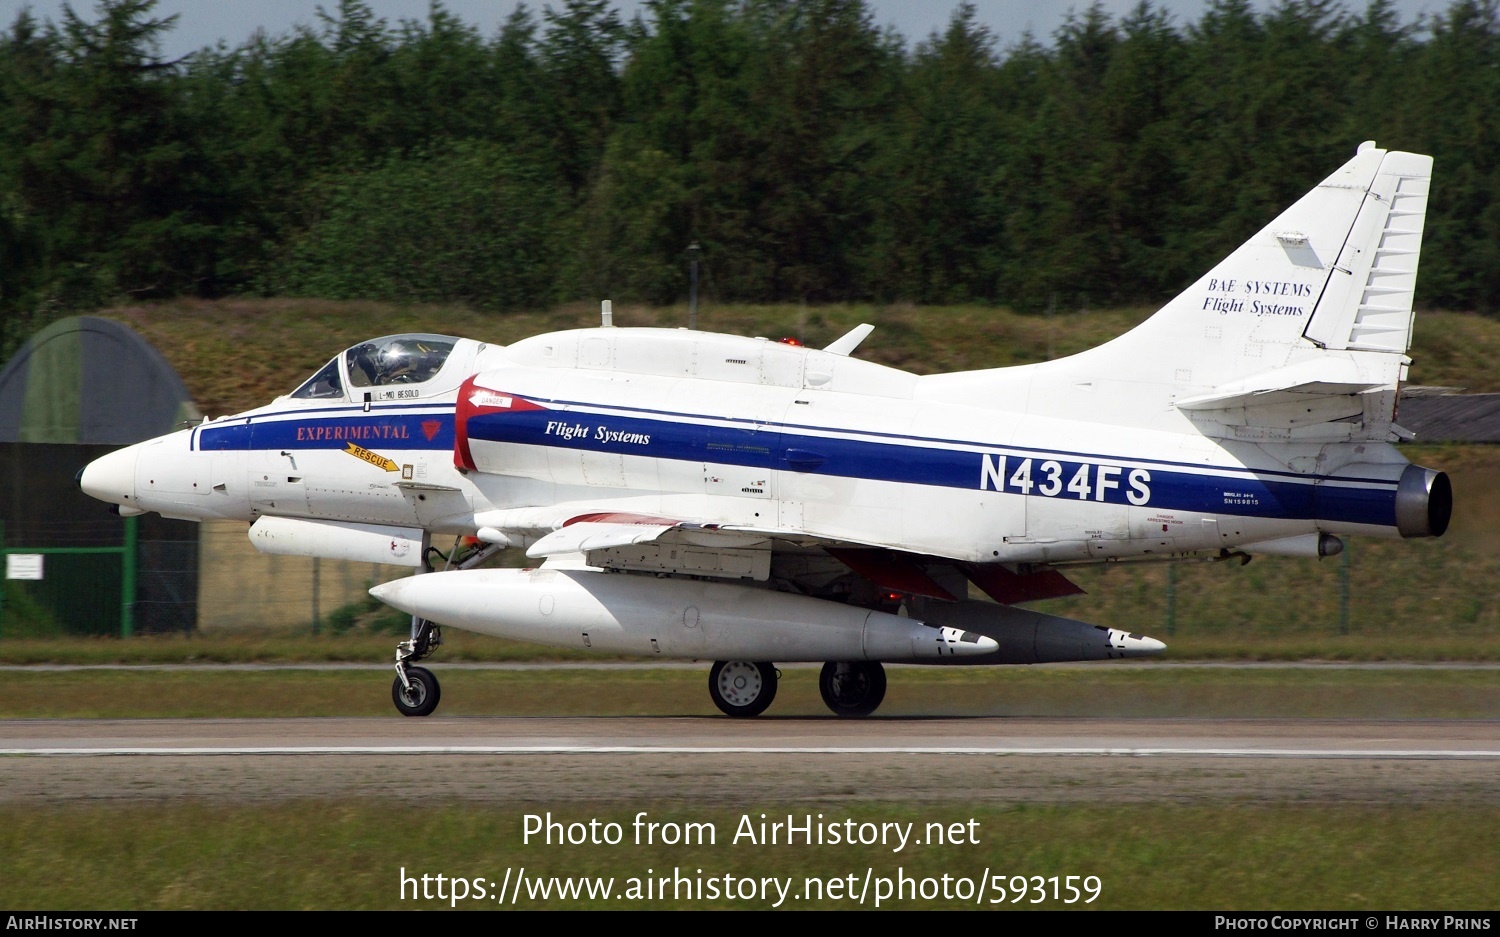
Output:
top-left (523, 512), bottom-right (684, 557)
top-left (475, 505), bottom-right (1083, 605)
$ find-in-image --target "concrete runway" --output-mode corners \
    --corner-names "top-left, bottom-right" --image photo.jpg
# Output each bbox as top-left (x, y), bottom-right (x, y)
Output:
top-left (4, 715), bottom-right (1499, 805)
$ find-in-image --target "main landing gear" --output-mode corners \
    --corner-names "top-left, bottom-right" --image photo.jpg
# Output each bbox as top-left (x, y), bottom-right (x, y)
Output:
top-left (708, 660), bottom-right (778, 717)
top-left (390, 537), bottom-right (504, 717)
top-left (819, 661), bottom-right (886, 717)
top-left (707, 660), bottom-right (890, 718)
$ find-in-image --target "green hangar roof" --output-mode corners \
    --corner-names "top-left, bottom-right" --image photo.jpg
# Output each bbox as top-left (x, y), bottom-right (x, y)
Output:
top-left (0, 316), bottom-right (199, 445)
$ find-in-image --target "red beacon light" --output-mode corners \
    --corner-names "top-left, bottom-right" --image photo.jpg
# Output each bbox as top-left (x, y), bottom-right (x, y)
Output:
top-left (777, 337), bottom-right (803, 346)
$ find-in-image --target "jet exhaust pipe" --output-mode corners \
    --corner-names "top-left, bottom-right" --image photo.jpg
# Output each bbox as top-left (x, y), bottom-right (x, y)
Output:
top-left (1395, 463), bottom-right (1452, 538)
top-left (371, 567), bottom-right (997, 662)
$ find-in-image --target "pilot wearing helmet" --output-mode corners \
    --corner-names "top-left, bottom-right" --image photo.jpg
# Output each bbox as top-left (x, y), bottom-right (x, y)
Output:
top-left (376, 339), bottom-right (445, 385)
top-left (345, 336), bottom-right (454, 388)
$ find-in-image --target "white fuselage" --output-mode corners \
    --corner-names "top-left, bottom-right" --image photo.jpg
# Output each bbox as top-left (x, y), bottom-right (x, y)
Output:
top-left (83, 326), bottom-right (1423, 567)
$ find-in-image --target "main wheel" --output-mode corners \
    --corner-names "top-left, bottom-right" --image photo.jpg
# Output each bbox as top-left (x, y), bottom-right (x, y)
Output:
top-left (819, 661), bottom-right (886, 717)
top-left (708, 660), bottom-right (778, 718)
top-left (392, 665), bottom-right (441, 717)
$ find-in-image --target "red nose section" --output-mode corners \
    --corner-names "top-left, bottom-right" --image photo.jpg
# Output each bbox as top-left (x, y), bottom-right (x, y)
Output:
top-left (454, 376), bottom-right (546, 471)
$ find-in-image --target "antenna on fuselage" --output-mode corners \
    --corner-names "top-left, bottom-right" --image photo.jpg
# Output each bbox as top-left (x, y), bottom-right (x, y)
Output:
top-left (601, 299), bottom-right (613, 328)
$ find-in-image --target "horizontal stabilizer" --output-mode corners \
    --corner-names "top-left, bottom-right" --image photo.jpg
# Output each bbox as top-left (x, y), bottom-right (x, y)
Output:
top-left (1176, 380), bottom-right (1384, 411)
top-left (1175, 358), bottom-right (1387, 411)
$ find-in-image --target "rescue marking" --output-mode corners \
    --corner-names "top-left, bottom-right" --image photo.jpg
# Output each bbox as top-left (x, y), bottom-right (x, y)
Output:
top-left (344, 442), bottom-right (400, 472)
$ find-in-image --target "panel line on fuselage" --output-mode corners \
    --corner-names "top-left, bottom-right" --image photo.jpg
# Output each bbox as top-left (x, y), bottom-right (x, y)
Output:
top-left (195, 397), bottom-right (1403, 528)
top-left (462, 401), bottom-right (1400, 527)
top-left (497, 392), bottom-right (1401, 487)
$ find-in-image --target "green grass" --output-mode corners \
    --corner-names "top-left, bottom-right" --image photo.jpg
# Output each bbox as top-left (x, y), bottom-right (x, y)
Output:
top-left (6, 666), bottom-right (1499, 719)
top-left (1, 802), bottom-right (1494, 909)
top-left (11, 630), bottom-right (1500, 666)
top-left (0, 628), bottom-right (618, 665)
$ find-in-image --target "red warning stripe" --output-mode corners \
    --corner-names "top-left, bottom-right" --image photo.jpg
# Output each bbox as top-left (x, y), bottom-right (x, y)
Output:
top-left (453, 376), bottom-right (547, 472)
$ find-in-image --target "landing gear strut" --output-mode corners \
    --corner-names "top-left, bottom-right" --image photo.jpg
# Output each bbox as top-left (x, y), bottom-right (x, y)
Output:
top-left (389, 536), bottom-right (503, 717)
top-left (392, 616), bottom-right (442, 717)
top-left (708, 660), bottom-right (778, 717)
top-left (819, 661), bottom-right (887, 717)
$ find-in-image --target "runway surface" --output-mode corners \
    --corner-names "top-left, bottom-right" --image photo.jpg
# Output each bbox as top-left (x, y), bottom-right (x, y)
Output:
top-left (4, 716), bottom-right (1499, 805)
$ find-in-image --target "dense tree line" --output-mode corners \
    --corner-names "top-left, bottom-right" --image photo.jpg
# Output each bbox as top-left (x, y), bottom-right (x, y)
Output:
top-left (3, 0), bottom-right (1500, 348)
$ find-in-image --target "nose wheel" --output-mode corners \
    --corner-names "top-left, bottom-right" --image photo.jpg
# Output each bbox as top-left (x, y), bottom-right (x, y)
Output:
top-left (392, 615), bottom-right (442, 716)
top-left (385, 538), bottom-right (504, 717)
top-left (392, 665), bottom-right (440, 717)
top-left (708, 660), bottom-right (778, 717)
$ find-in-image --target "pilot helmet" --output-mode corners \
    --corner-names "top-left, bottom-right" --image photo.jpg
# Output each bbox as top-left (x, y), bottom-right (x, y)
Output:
top-left (378, 339), bottom-right (438, 383)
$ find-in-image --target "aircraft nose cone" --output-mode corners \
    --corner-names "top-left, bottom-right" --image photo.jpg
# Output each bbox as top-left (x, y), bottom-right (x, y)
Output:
top-left (79, 446), bottom-right (139, 508)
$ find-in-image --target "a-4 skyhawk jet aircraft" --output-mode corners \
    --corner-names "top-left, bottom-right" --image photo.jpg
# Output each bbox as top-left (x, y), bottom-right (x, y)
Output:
top-left (80, 142), bottom-right (1451, 718)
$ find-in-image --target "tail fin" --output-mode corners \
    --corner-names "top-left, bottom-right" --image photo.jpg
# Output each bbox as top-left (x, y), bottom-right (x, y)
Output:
top-left (1300, 147), bottom-right (1431, 353)
top-left (928, 143), bottom-right (1432, 440)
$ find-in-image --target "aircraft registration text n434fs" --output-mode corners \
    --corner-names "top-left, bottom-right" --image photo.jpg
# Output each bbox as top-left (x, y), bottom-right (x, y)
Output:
top-left (79, 142), bottom-right (1451, 718)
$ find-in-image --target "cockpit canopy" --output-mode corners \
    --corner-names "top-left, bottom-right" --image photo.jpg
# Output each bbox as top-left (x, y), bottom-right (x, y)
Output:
top-left (291, 334), bottom-right (462, 401)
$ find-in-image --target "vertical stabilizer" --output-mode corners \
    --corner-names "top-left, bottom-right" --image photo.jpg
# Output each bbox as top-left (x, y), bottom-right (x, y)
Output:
top-left (921, 144), bottom-right (1432, 438)
top-left (1301, 147), bottom-right (1431, 354)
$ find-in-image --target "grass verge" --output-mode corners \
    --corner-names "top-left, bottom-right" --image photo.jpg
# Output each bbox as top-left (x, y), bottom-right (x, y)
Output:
top-left (6, 666), bottom-right (1499, 719)
top-left (0, 802), bottom-right (1494, 909)
top-left (0, 630), bottom-right (612, 665)
top-left (8, 630), bottom-right (1500, 666)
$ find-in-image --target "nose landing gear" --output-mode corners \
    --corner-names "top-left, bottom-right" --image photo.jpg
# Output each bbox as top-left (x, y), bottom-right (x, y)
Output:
top-left (388, 537), bottom-right (504, 716)
top-left (392, 662), bottom-right (440, 717)
top-left (392, 617), bottom-right (442, 717)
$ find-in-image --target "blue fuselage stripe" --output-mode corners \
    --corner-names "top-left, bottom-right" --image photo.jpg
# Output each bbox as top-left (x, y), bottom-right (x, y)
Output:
top-left (193, 404), bottom-right (1400, 528)
top-left (464, 410), bottom-right (1397, 528)
top-left (197, 414), bottom-right (456, 451)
